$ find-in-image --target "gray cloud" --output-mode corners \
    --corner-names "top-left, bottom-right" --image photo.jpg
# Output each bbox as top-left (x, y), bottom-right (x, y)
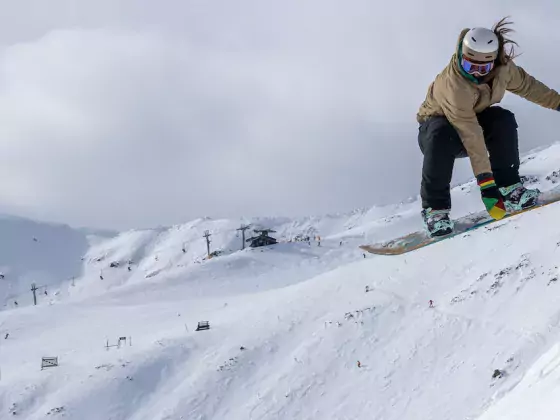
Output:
top-left (0, 1), bottom-right (558, 229)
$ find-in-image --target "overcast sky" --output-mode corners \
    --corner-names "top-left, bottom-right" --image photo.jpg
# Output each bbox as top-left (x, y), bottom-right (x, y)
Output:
top-left (0, 0), bottom-right (559, 230)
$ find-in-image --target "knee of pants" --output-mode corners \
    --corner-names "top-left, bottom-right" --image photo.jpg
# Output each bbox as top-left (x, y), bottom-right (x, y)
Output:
top-left (418, 117), bottom-right (461, 154)
top-left (481, 106), bottom-right (518, 129)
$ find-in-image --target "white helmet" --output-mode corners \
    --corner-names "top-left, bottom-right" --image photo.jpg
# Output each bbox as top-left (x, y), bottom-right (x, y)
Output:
top-left (462, 27), bottom-right (499, 62)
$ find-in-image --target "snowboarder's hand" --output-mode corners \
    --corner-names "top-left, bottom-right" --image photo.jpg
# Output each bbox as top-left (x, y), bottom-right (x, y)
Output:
top-left (477, 173), bottom-right (506, 220)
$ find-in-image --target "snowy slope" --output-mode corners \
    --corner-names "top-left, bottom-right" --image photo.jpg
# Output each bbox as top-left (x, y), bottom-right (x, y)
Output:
top-left (477, 341), bottom-right (560, 420)
top-left (2, 144), bottom-right (560, 419)
top-left (0, 216), bottom-right (114, 308)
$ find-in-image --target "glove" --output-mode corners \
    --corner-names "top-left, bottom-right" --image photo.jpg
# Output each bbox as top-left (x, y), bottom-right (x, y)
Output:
top-left (477, 173), bottom-right (506, 220)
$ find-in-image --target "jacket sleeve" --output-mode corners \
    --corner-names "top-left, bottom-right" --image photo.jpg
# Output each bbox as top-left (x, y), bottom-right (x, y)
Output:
top-left (507, 63), bottom-right (560, 110)
top-left (434, 80), bottom-right (492, 177)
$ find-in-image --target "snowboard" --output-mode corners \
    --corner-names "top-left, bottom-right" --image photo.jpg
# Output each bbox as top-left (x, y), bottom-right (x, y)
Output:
top-left (360, 186), bottom-right (560, 256)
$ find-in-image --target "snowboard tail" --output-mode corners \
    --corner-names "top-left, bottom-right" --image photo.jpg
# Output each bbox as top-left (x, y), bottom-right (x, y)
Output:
top-left (360, 187), bottom-right (560, 256)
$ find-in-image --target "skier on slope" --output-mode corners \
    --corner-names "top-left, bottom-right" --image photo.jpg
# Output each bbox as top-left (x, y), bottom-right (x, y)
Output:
top-left (417, 17), bottom-right (560, 237)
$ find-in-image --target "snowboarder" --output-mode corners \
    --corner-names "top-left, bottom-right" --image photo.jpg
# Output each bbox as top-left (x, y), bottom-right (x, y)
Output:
top-left (417, 17), bottom-right (560, 237)
top-left (429, 300), bottom-right (434, 308)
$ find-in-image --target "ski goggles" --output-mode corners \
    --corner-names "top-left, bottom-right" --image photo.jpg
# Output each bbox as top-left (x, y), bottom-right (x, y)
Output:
top-left (461, 55), bottom-right (494, 76)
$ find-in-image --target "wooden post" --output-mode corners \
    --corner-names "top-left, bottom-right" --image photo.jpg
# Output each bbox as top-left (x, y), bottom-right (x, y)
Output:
top-left (203, 230), bottom-right (211, 257)
top-left (236, 224), bottom-right (250, 250)
top-left (31, 283), bottom-right (38, 306)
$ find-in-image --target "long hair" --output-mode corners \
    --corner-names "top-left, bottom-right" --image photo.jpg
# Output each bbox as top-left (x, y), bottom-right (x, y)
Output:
top-left (493, 17), bottom-right (519, 65)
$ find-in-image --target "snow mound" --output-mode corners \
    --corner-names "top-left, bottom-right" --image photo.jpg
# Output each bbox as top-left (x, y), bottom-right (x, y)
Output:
top-left (3, 143), bottom-right (560, 418)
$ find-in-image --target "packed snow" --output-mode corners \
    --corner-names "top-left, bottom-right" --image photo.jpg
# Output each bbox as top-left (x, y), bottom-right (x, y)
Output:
top-left (3, 144), bottom-right (560, 419)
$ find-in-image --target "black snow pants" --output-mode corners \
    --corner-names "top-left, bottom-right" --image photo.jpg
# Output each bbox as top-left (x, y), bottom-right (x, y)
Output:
top-left (418, 106), bottom-right (521, 210)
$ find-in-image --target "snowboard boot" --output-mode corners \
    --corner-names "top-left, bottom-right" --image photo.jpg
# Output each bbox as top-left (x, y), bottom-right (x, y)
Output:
top-left (421, 208), bottom-right (454, 237)
top-left (499, 183), bottom-right (540, 213)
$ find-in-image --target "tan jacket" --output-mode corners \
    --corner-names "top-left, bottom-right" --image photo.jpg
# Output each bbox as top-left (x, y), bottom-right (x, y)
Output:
top-left (417, 28), bottom-right (560, 176)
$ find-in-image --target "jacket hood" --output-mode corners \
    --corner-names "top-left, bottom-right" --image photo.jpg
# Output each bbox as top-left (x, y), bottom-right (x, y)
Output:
top-left (456, 28), bottom-right (471, 54)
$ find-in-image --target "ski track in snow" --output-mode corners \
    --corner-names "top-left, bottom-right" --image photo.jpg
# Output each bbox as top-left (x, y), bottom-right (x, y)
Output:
top-left (3, 144), bottom-right (560, 418)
